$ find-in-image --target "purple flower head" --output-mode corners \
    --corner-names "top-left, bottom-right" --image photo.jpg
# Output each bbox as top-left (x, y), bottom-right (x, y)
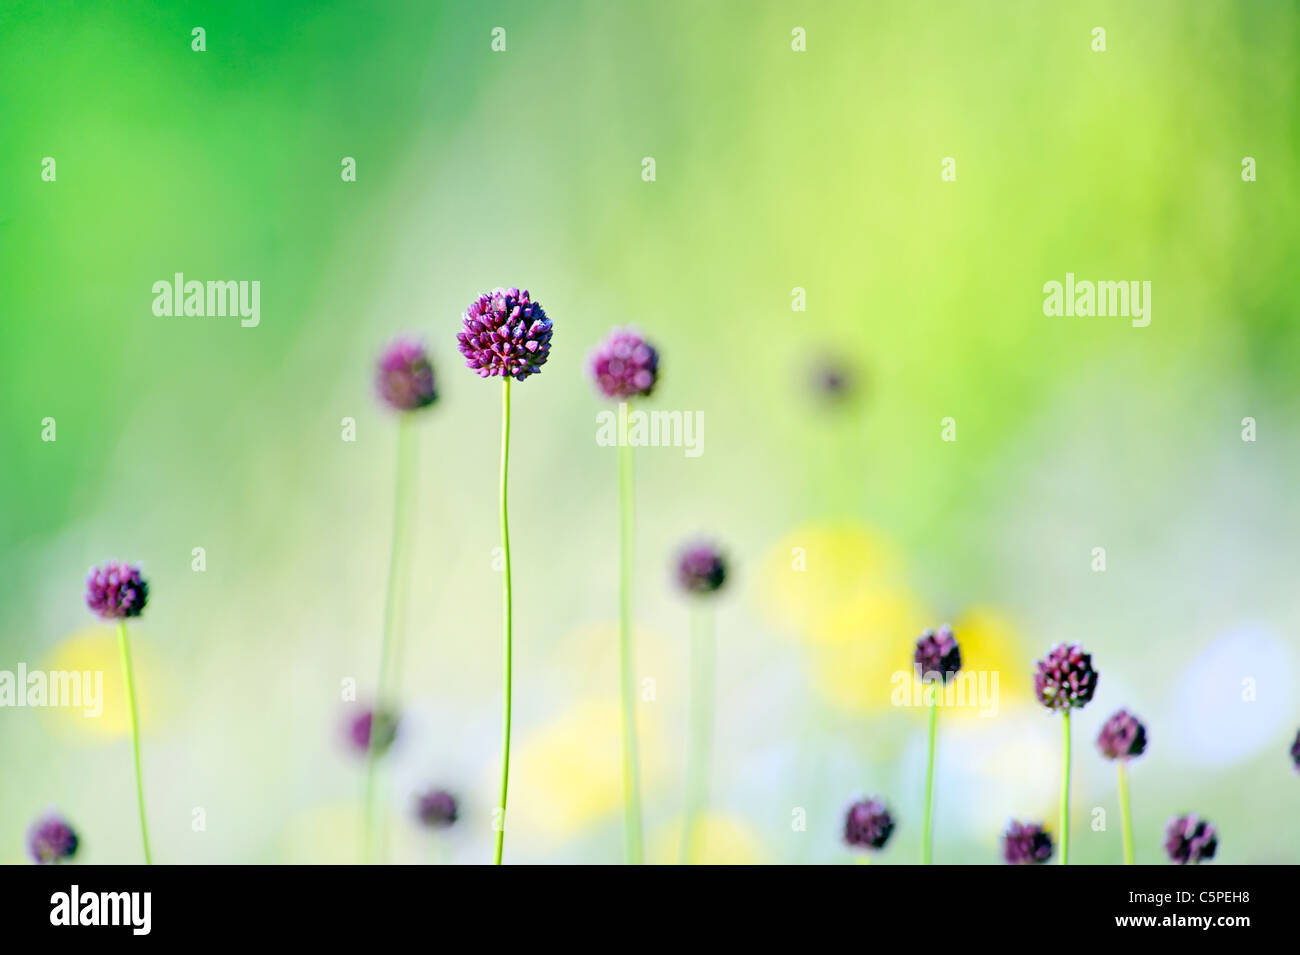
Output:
top-left (28, 814), bottom-right (79, 864)
top-left (376, 339), bottom-right (437, 411)
top-left (85, 562), bottom-right (148, 620)
top-left (1165, 814), bottom-right (1218, 865)
top-left (1290, 726), bottom-right (1300, 773)
top-left (1097, 709), bottom-right (1148, 761)
top-left (810, 358), bottom-right (857, 402)
top-left (843, 797), bottom-right (895, 850)
top-left (589, 327), bottom-right (660, 399)
top-left (1033, 643), bottom-right (1098, 712)
top-left (345, 707), bottom-right (399, 757)
top-left (415, 788), bottom-right (459, 829)
top-left (1002, 820), bottom-right (1053, 865)
top-left (914, 625), bottom-right (962, 683)
top-left (675, 542), bottom-right (727, 596)
top-left (457, 288), bottom-right (553, 382)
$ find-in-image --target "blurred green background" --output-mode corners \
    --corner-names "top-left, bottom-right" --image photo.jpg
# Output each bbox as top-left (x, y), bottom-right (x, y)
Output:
top-left (2, 0), bottom-right (1298, 864)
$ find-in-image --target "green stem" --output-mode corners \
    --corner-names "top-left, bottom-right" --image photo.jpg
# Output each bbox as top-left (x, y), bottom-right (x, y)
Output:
top-left (1060, 710), bottom-right (1072, 865)
top-left (617, 433), bottom-right (644, 864)
top-left (364, 414), bottom-right (414, 864)
top-left (1117, 759), bottom-right (1134, 865)
top-left (680, 601), bottom-right (714, 864)
top-left (922, 690), bottom-right (938, 865)
top-left (493, 377), bottom-right (513, 865)
top-left (116, 621), bottom-right (152, 865)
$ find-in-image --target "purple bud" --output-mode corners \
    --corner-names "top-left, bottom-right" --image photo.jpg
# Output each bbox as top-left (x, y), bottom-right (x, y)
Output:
top-left (914, 625), bottom-right (961, 682)
top-left (1097, 709), bottom-right (1148, 760)
top-left (589, 327), bottom-right (660, 399)
top-left (345, 707), bottom-right (398, 757)
top-left (415, 788), bottom-right (458, 828)
top-left (85, 562), bottom-right (148, 620)
top-left (1165, 814), bottom-right (1218, 865)
top-left (1033, 643), bottom-right (1099, 712)
top-left (28, 814), bottom-right (79, 864)
top-left (376, 339), bottom-right (437, 411)
top-left (843, 797), bottom-right (895, 850)
top-left (457, 288), bottom-right (553, 382)
top-left (675, 542), bottom-right (727, 595)
top-left (1002, 820), bottom-right (1053, 864)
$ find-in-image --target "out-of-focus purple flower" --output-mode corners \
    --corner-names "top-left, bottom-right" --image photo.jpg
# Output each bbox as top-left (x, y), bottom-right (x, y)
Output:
top-left (1002, 820), bottom-right (1053, 865)
top-left (415, 788), bottom-right (459, 828)
top-left (457, 288), bottom-right (553, 382)
top-left (85, 562), bottom-right (148, 620)
top-left (843, 797), bottom-right (895, 850)
top-left (810, 358), bottom-right (857, 402)
top-left (589, 327), bottom-right (660, 399)
top-left (1165, 814), bottom-right (1218, 865)
top-left (914, 625), bottom-right (961, 682)
top-left (1290, 727), bottom-right (1300, 773)
top-left (1033, 643), bottom-right (1098, 712)
top-left (28, 814), bottom-right (79, 864)
top-left (1097, 709), bottom-right (1148, 760)
top-left (376, 339), bottom-right (437, 411)
top-left (345, 707), bottom-right (398, 756)
top-left (675, 542), bottom-right (727, 595)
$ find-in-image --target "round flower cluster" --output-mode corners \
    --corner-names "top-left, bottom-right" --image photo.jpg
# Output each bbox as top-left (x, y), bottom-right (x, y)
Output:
top-left (415, 789), bottom-right (459, 829)
top-left (28, 814), bottom-right (79, 864)
top-left (85, 562), bottom-right (148, 620)
top-left (346, 707), bottom-right (399, 757)
top-left (1033, 643), bottom-right (1098, 712)
top-left (843, 797), bottom-right (895, 851)
top-left (914, 625), bottom-right (961, 683)
top-left (376, 339), bottom-right (437, 411)
top-left (1096, 709), bottom-right (1148, 760)
top-left (457, 288), bottom-right (553, 381)
top-left (1164, 814), bottom-right (1218, 865)
top-left (589, 328), bottom-right (660, 399)
top-left (1002, 820), bottom-right (1053, 865)
top-left (675, 543), bottom-right (727, 595)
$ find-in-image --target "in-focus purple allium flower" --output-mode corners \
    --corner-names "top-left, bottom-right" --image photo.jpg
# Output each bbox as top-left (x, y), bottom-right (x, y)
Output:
top-left (914, 625), bottom-right (961, 682)
top-left (1097, 709), bottom-right (1148, 761)
top-left (85, 562), bottom-right (148, 620)
top-left (676, 542), bottom-right (727, 595)
top-left (1002, 820), bottom-right (1053, 865)
top-left (589, 327), bottom-right (660, 399)
top-left (28, 814), bottom-right (78, 864)
top-left (345, 708), bottom-right (398, 756)
top-left (376, 339), bottom-right (437, 411)
top-left (1033, 643), bottom-right (1098, 711)
top-left (1290, 727), bottom-right (1300, 773)
top-left (415, 788), bottom-right (459, 828)
top-left (1165, 814), bottom-right (1218, 865)
top-left (843, 797), bottom-right (895, 850)
top-left (457, 288), bottom-right (553, 381)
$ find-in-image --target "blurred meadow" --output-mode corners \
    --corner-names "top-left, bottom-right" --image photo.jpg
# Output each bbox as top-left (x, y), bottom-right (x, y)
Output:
top-left (1, 0), bottom-right (1298, 864)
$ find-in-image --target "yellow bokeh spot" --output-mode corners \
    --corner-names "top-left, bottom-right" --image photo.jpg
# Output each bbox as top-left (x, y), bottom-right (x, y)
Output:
top-left (505, 698), bottom-right (667, 847)
top-left (651, 812), bottom-right (768, 865)
top-left (39, 626), bottom-right (165, 739)
top-left (758, 523), bottom-right (911, 642)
